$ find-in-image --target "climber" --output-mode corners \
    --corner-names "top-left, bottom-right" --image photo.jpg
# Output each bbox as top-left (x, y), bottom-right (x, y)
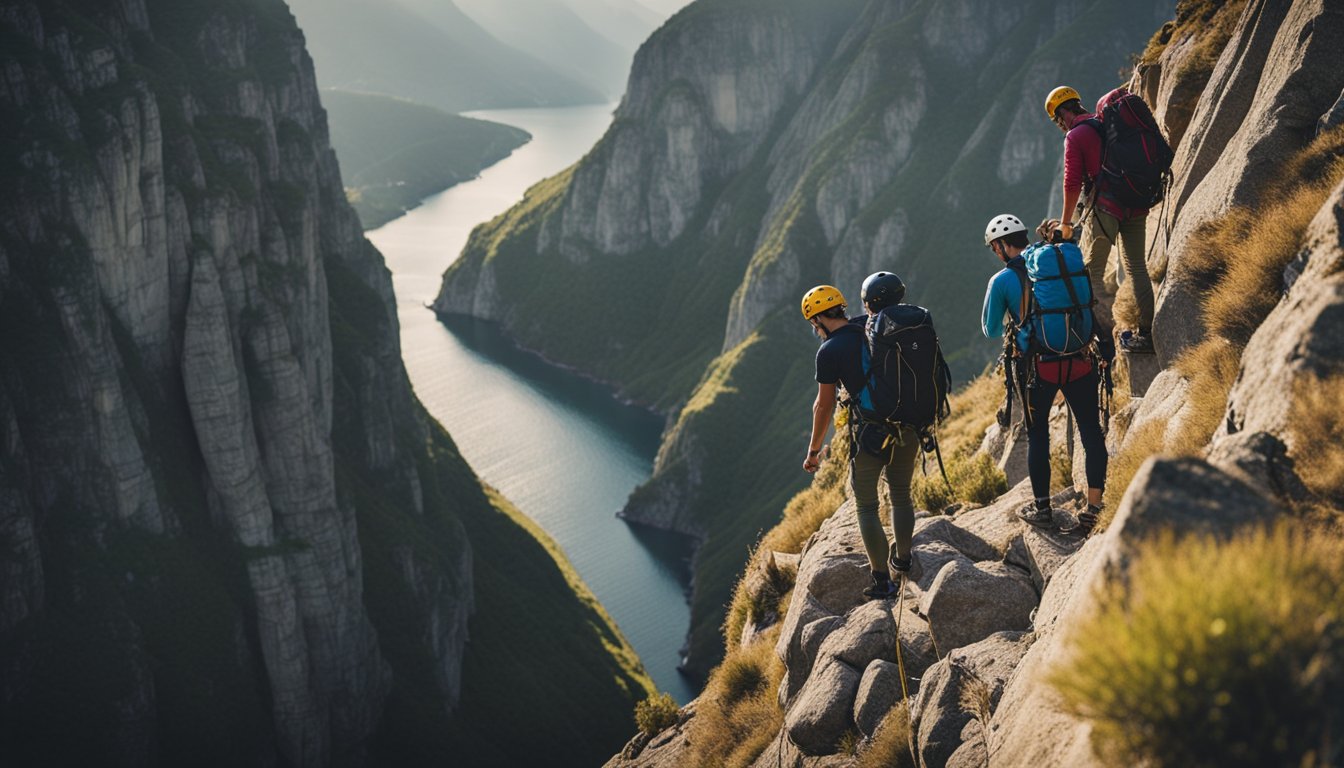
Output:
top-left (801, 275), bottom-right (923, 600)
top-left (981, 213), bottom-right (1108, 536)
top-left (1044, 85), bottom-right (1156, 353)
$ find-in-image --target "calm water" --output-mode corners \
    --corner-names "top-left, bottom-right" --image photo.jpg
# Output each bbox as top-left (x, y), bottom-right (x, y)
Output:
top-left (368, 104), bottom-right (696, 704)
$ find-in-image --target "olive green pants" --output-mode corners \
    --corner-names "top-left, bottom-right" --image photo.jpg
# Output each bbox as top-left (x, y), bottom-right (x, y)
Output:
top-left (1084, 209), bottom-right (1154, 335)
top-left (850, 426), bottom-right (920, 575)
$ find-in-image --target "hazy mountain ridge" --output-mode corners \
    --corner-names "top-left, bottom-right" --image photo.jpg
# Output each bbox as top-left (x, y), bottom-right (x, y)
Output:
top-left (286, 0), bottom-right (605, 112)
top-left (434, 0), bottom-right (1170, 679)
top-left (0, 0), bottom-right (648, 764)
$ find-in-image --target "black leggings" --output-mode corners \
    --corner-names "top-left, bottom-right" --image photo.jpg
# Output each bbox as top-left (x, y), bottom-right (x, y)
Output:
top-left (1027, 368), bottom-right (1107, 499)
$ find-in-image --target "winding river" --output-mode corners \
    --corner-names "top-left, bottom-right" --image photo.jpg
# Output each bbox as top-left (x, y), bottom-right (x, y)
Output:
top-left (367, 104), bottom-right (696, 704)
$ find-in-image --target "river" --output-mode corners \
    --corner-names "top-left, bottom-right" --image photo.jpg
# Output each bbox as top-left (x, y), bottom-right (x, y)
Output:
top-left (367, 104), bottom-right (696, 704)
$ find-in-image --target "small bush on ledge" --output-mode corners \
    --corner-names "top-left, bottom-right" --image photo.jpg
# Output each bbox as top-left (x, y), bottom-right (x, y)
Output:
top-left (634, 692), bottom-right (680, 736)
top-left (1052, 525), bottom-right (1344, 767)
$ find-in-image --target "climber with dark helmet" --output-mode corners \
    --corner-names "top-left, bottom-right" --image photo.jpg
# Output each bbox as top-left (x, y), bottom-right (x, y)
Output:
top-left (801, 273), bottom-right (927, 600)
top-left (1043, 85), bottom-right (1156, 353)
top-left (982, 213), bottom-right (1108, 536)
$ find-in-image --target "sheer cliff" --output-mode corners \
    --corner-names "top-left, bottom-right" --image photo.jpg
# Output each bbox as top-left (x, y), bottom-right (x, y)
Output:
top-left (434, 0), bottom-right (1171, 678)
top-left (0, 1), bottom-right (647, 765)
top-left (605, 0), bottom-right (1344, 765)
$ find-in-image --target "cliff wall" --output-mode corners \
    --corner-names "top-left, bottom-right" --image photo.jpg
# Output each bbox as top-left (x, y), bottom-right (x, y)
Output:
top-left (0, 1), bottom-right (648, 764)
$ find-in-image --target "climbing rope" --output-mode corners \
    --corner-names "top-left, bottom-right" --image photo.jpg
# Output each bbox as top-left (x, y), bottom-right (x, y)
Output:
top-left (895, 573), bottom-right (917, 765)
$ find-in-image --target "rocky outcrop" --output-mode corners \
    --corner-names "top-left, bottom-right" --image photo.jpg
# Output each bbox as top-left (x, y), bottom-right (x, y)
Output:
top-left (0, 1), bottom-right (471, 763)
top-left (1151, 0), bottom-right (1344, 364)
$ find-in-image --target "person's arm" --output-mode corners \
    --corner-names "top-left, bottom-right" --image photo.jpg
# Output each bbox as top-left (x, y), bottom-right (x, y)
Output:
top-left (982, 274), bottom-right (1008, 339)
top-left (804, 382), bottom-right (837, 472)
top-left (1059, 123), bottom-right (1100, 237)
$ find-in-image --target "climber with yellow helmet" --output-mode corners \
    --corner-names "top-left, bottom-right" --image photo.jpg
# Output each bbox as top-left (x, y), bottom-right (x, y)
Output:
top-left (800, 275), bottom-right (930, 600)
top-left (1043, 85), bottom-right (1156, 353)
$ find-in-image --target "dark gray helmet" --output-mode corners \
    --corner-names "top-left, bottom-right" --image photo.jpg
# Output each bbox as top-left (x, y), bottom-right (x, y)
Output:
top-left (861, 271), bottom-right (906, 310)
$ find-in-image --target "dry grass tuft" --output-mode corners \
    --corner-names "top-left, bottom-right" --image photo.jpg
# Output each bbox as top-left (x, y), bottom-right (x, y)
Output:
top-left (937, 373), bottom-right (1005, 458)
top-left (1171, 338), bottom-right (1241, 448)
top-left (855, 706), bottom-right (916, 768)
top-left (1290, 373), bottom-right (1344, 505)
top-left (1101, 419), bottom-right (1169, 527)
top-left (689, 630), bottom-right (787, 767)
top-left (1141, 0), bottom-right (1247, 78)
top-left (1052, 524), bottom-right (1344, 767)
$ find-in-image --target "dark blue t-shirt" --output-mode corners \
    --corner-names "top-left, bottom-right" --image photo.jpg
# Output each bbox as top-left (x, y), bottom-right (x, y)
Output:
top-left (814, 316), bottom-right (869, 400)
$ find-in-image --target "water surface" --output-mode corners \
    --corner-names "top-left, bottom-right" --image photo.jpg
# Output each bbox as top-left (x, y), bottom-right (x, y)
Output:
top-left (368, 104), bottom-right (696, 704)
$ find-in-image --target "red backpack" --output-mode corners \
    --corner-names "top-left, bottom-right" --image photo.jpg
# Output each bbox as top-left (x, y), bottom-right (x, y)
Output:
top-left (1083, 88), bottom-right (1174, 210)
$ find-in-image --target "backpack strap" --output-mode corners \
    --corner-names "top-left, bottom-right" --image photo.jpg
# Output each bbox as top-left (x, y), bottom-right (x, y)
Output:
top-left (1005, 259), bottom-right (1031, 328)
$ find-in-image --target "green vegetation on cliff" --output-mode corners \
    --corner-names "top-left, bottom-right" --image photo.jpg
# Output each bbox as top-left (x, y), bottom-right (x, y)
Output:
top-left (325, 90), bottom-right (530, 229)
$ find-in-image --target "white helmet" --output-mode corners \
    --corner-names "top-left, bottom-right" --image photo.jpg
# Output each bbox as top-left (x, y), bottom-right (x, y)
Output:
top-left (984, 214), bottom-right (1027, 246)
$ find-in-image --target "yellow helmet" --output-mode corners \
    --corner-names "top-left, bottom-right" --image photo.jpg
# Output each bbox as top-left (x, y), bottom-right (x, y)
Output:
top-left (1044, 86), bottom-right (1081, 119)
top-left (801, 285), bottom-right (846, 320)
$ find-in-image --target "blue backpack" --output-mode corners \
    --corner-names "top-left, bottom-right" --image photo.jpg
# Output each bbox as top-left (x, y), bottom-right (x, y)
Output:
top-left (1012, 242), bottom-right (1095, 357)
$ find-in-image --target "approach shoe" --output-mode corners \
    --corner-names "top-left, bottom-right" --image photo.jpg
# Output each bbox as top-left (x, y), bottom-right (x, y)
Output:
top-left (1119, 330), bottom-right (1155, 354)
top-left (1016, 503), bottom-right (1055, 529)
top-left (1061, 506), bottom-right (1100, 537)
top-left (862, 574), bottom-right (900, 601)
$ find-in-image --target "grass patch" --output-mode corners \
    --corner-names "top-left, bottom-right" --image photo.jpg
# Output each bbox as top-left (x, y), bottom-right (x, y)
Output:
top-left (1139, 0), bottom-right (1247, 77)
top-left (1290, 373), bottom-right (1344, 504)
top-left (635, 692), bottom-right (681, 736)
top-left (1052, 524), bottom-right (1344, 767)
top-left (912, 450), bottom-right (1008, 513)
top-left (856, 706), bottom-right (916, 768)
top-left (687, 630), bottom-right (787, 768)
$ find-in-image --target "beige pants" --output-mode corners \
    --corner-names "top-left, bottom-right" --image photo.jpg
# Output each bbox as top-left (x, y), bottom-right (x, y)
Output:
top-left (1083, 209), bottom-right (1154, 335)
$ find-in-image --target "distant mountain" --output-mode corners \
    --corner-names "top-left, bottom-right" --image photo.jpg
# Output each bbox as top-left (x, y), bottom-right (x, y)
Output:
top-left (560, 0), bottom-right (664, 52)
top-left (324, 90), bottom-right (530, 229)
top-left (441, 0), bottom-right (634, 98)
top-left (288, 0), bottom-right (605, 111)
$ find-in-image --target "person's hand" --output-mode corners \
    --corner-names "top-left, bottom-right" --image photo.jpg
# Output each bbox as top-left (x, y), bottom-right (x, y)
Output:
top-left (803, 447), bottom-right (824, 473)
top-left (1037, 218), bottom-right (1060, 241)
top-left (1057, 222), bottom-right (1075, 242)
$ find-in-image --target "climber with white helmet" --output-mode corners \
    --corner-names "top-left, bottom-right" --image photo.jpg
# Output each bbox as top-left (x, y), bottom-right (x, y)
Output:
top-left (982, 213), bottom-right (1109, 536)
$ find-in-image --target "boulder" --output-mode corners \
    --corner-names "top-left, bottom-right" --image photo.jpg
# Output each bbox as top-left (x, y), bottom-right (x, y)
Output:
top-left (989, 457), bottom-right (1281, 767)
top-left (918, 560), bottom-right (1036, 653)
top-left (776, 593), bottom-right (837, 702)
top-left (853, 660), bottom-right (905, 738)
top-left (1018, 525), bottom-right (1084, 593)
top-left (909, 631), bottom-right (1032, 768)
top-left (784, 657), bottom-right (862, 755)
top-left (946, 479), bottom-right (1034, 557)
top-left (1118, 349), bottom-right (1162, 399)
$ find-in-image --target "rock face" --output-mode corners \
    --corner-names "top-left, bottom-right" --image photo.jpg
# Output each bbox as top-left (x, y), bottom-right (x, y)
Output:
top-left (1151, 0), bottom-right (1344, 365)
top-left (0, 2), bottom-right (638, 764)
top-left (432, 0), bottom-right (1172, 678)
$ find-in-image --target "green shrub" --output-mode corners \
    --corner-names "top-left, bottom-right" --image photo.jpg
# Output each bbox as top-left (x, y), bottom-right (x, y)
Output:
top-left (912, 450), bottom-right (1008, 513)
top-left (634, 692), bottom-right (680, 736)
top-left (1052, 525), bottom-right (1344, 767)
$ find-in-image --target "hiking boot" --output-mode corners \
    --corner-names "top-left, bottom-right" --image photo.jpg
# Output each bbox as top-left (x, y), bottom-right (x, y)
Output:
top-left (1119, 330), bottom-right (1155, 354)
top-left (1061, 506), bottom-right (1101, 537)
top-left (862, 572), bottom-right (899, 600)
top-left (888, 549), bottom-right (923, 584)
top-left (1016, 503), bottom-right (1055, 529)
